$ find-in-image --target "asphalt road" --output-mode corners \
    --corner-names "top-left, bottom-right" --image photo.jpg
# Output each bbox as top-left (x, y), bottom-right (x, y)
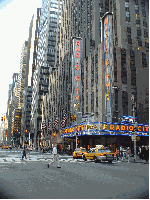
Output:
top-left (0, 151), bottom-right (148, 199)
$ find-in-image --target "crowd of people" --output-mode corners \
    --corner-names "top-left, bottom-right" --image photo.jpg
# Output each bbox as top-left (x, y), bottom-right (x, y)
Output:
top-left (115, 145), bottom-right (149, 161)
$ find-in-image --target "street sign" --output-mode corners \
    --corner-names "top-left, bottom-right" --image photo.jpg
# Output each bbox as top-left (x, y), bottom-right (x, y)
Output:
top-left (131, 135), bottom-right (136, 141)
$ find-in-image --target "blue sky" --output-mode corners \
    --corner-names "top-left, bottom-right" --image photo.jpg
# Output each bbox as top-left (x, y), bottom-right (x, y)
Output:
top-left (0, 0), bottom-right (13, 10)
top-left (0, 0), bottom-right (42, 120)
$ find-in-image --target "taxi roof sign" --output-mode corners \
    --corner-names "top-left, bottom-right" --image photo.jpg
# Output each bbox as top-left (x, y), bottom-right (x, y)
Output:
top-left (95, 145), bottom-right (104, 149)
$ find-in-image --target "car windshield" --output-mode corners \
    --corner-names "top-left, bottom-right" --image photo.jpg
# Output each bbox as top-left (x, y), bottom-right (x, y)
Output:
top-left (76, 149), bottom-right (81, 151)
top-left (80, 149), bottom-right (86, 152)
top-left (98, 149), bottom-right (111, 153)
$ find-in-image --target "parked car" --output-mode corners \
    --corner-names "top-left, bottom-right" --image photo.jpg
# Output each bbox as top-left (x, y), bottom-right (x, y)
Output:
top-left (2, 145), bottom-right (9, 149)
top-left (73, 147), bottom-right (87, 159)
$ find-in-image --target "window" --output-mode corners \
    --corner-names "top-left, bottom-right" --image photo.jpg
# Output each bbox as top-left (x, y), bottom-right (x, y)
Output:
top-left (131, 70), bottom-right (136, 85)
top-left (144, 30), bottom-right (148, 37)
top-left (137, 29), bottom-right (141, 36)
top-left (128, 35), bottom-right (132, 44)
top-left (121, 49), bottom-right (127, 84)
top-left (142, 9), bottom-right (146, 17)
top-left (127, 27), bottom-right (131, 33)
top-left (143, 20), bottom-right (147, 27)
top-left (122, 91), bottom-right (128, 116)
top-left (105, 0), bottom-right (109, 12)
top-left (125, 7), bottom-right (129, 11)
top-left (138, 40), bottom-right (142, 46)
top-left (145, 42), bottom-right (149, 48)
top-left (136, 19), bottom-right (140, 25)
top-left (126, 17), bottom-right (130, 22)
top-left (142, 52), bottom-right (147, 67)
top-left (126, 12), bottom-right (130, 17)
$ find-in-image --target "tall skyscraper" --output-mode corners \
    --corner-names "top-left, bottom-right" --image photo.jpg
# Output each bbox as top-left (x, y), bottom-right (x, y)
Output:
top-left (31, 0), bottom-right (62, 148)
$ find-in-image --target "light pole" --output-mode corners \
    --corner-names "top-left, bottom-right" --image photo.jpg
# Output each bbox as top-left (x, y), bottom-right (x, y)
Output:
top-left (76, 132), bottom-right (78, 149)
top-left (131, 94), bottom-right (137, 161)
top-left (133, 102), bottom-right (136, 161)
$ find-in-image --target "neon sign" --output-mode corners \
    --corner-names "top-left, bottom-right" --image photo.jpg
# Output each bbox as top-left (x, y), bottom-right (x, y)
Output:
top-left (72, 38), bottom-right (82, 114)
top-left (61, 122), bottom-right (149, 136)
top-left (104, 17), bottom-right (110, 102)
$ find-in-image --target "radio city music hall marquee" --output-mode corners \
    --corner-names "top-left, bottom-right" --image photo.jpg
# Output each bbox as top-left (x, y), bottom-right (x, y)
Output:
top-left (61, 122), bottom-right (149, 136)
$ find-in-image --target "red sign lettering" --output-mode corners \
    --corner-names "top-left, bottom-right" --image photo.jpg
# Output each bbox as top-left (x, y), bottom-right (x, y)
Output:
top-left (76, 53), bottom-right (80, 58)
top-left (75, 76), bottom-right (79, 81)
top-left (76, 41), bottom-right (80, 46)
top-left (75, 65), bottom-right (80, 70)
top-left (76, 47), bottom-right (80, 52)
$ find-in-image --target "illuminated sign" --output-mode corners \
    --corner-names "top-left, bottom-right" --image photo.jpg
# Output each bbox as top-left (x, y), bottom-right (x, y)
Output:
top-left (103, 13), bottom-right (113, 121)
top-left (60, 122), bottom-right (149, 137)
top-left (72, 37), bottom-right (82, 116)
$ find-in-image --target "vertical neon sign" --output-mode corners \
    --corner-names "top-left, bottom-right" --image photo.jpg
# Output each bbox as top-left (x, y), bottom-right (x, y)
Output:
top-left (103, 13), bottom-right (113, 122)
top-left (72, 37), bottom-right (82, 120)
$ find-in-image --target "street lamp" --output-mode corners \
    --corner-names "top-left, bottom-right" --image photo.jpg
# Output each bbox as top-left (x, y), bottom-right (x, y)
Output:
top-left (131, 94), bottom-right (138, 161)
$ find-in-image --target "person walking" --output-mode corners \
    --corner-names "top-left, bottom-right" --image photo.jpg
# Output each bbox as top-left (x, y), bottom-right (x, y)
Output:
top-left (53, 146), bottom-right (57, 162)
top-left (22, 147), bottom-right (27, 160)
top-left (126, 148), bottom-right (130, 162)
top-left (116, 148), bottom-right (119, 161)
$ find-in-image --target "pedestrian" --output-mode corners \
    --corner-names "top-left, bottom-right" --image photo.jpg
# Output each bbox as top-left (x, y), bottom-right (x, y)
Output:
top-left (119, 145), bottom-right (123, 158)
top-left (22, 147), bottom-right (27, 160)
top-left (126, 148), bottom-right (129, 162)
top-left (116, 148), bottom-right (119, 161)
top-left (53, 146), bottom-right (57, 162)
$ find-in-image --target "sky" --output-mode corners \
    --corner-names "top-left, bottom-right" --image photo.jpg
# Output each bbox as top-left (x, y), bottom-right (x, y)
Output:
top-left (0, 0), bottom-right (42, 118)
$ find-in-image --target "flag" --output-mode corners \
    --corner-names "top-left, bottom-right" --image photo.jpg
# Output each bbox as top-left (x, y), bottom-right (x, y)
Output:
top-left (61, 114), bottom-right (67, 128)
top-left (42, 120), bottom-right (46, 129)
top-left (54, 117), bottom-right (59, 127)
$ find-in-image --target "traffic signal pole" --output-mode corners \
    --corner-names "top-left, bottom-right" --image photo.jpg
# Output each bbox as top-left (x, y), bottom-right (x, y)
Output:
top-left (76, 133), bottom-right (78, 149)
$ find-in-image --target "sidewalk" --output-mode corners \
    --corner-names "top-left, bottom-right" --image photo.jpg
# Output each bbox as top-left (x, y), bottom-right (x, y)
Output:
top-left (118, 156), bottom-right (149, 164)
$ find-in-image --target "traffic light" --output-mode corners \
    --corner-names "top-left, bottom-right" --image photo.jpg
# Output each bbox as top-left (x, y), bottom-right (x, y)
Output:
top-left (25, 129), bottom-right (28, 133)
top-left (1, 117), bottom-right (3, 121)
top-left (106, 93), bottom-right (109, 102)
top-left (53, 133), bottom-right (56, 137)
top-left (3, 116), bottom-right (5, 121)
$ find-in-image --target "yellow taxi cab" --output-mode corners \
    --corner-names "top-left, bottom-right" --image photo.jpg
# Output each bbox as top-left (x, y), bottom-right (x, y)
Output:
top-left (82, 148), bottom-right (96, 161)
top-left (82, 145), bottom-right (116, 163)
top-left (94, 148), bottom-right (116, 163)
top-left (73, 147), bottom-right (87, 159)
top-left (2, 145), bottom-right (9, 149)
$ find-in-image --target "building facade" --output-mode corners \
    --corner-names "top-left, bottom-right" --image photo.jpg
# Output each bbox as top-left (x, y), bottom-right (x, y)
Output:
top-left (46, 0), bottom-right (149, 150)
top-left (31, 0), bottom-right (62, 148)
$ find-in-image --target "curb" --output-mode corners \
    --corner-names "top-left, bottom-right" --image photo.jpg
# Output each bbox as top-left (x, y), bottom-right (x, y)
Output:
top-left (119, 160), bottom-right (149, 164)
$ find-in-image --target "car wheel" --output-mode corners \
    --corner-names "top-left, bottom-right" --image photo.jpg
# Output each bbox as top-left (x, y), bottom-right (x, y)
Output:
top-left (94, 156), bottom-right (97, 163)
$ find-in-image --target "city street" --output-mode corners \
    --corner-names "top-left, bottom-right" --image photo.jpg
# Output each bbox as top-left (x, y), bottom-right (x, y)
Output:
top-left (0, 149), bottom-right (149, 199)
